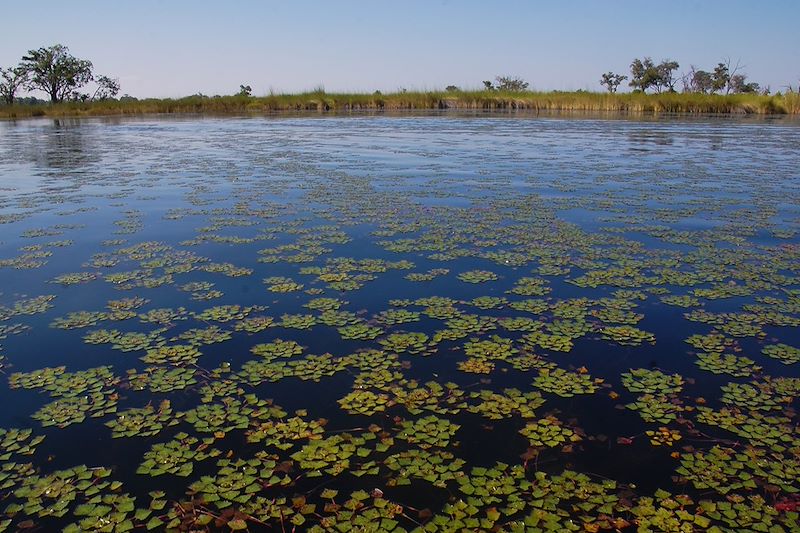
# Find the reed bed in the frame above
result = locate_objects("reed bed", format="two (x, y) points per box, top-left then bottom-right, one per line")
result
(2, 90), (797, 119)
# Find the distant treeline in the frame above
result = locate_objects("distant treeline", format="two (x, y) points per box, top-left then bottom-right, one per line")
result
(1, 90), (799, 119)
(2, 44), (799, 118)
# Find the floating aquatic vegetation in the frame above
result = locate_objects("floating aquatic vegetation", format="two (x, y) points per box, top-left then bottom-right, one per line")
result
(8, 366), (65, 390)
(660, 294), (701, 307)
(32, 392), (117, 427)
(317, 309), (359, 327)
(601, 325), (655, 346)
(457, 270), (498, 284)
(51, 311), (108, 329)
(141, 344), (200, 365)
(251, 338), (303, 360)
(508, 352), (558, 372)
(338, 323), (384, 340)
(470, 296), (507, 310)
(591, 307), (644, 325)
(106, 296), (148, 314)
(509, 299), (550, 315)
(457, 358), (494, 373)
(532, 368), (599, 397)
(395, 415), (460, 449)
(111, 329), (166, 352)
(519, 416), (581, 448)
(7, 464), (115, 520)
(182, 395), (279, 437)
(626, 394), (682, 423)
(508, 276), (550, 296)
(232, 315), (274, 333)
(467, 389), (545, 420)
(265, 276), (304, 293)
(247, 416), (324, 448)
(498, 316), (541, 332)
(696, 406), (800, 452)
(199, 378), (244, 403)
(338, 390), (391, 416)
(464, 335), (517, 361)
(405, 268), (449, 282)
(342, 349), (400, 372)
(391, 380), (467, 415)
(305, 297), (344, 311)
(720, 381), (789, 411)
(279, 313), (317, 330)
(310, 489), (406, 531)
(546, 318), (592, 339)
(621, 368), (684, 395)
(384, 448), (465, 488)
(521, 331), (573, 352)
(51, 272), (99, 285)
(174, 325), (232, 345)
(193, 304), (265, 323)
(695, 352), (761, 377)
(11, 365), (119, 398)
(675, 446), (757, 494)
(445, 314), (497, 334)
(0, 428), (45, 460)
(106, 400), (180, 438)
(645, 426), (681, 446)
(0, 323), (30, 340)
(376, 309), (421, 326)
(127, 367), (197, 392)
(4, 295), (56, 316)
(137, 432), (221, 477)
(685, 332), (733, 353)
(138, 307), (187, 325)
(289, 353), (348, 381)
(236, 359), (289, 386)
(379, 332), (430, 355)
(189, 455), (292, 509)
(290, 434), (359, 477)
(762, 343), (800, 365)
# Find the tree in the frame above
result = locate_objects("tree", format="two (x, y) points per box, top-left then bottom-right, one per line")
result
(0, 66), (28, 105)
(482, 80), (495, 91)
(654, 60), (679, 92)
(445, 85), (459, 92)
(711, 58), (745, 95)
(599, 72), (627, 93)
(91, 75), (120, 100)
(629, 57), (658, 93)
(494, 75), (529, 92)
(20, 44), (93, 103)
(237, 84), (252, 97)
(685, 66), (714, 93)
(712, 63), (730, 94)
(729, 74), (760, 94)
(629, 58), (679, 93)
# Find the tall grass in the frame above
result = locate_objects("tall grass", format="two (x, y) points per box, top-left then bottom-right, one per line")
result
(1, 90), (798, 119)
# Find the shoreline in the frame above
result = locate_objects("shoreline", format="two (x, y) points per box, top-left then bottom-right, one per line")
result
(2, 90), (798, 120)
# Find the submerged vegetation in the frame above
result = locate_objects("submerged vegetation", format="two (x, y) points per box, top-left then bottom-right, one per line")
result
(0, 115), (798, 531)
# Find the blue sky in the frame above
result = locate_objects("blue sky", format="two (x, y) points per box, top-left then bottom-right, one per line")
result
(2, 0), (798, 98)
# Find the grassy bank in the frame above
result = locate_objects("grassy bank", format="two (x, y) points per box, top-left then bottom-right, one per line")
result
(2, 90), (799, 119)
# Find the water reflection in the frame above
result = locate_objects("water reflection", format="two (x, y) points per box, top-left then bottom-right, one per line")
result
(0, 118), (101, 175)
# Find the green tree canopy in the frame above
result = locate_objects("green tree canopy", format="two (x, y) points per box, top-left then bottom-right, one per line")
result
(21, 44), (93, 103)
(0, 66), (28, 105)
(599, 72), (627, 93)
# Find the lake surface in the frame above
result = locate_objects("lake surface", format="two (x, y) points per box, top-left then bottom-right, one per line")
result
(0, 113), (798, 532)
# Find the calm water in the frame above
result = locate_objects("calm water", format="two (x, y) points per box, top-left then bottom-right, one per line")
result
(0, 114), (798, 532)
